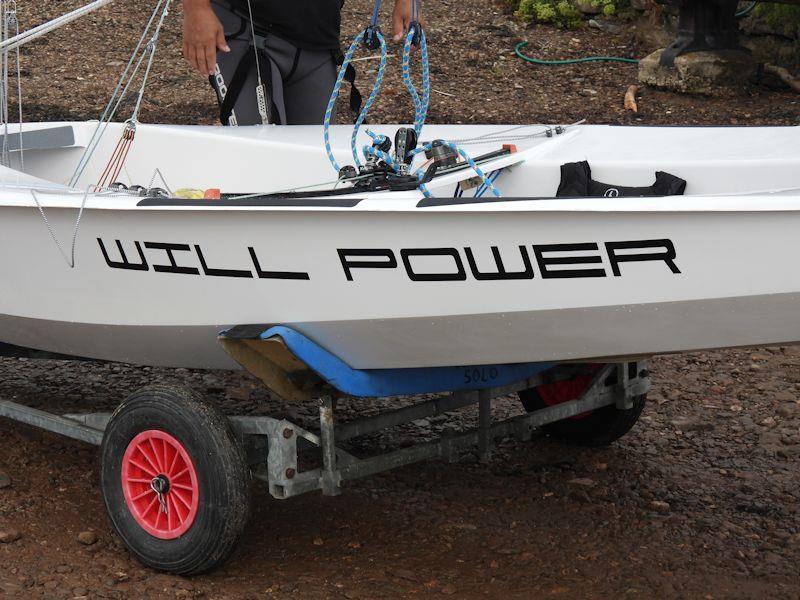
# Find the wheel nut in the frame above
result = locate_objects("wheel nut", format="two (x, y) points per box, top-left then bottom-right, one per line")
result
(282, 427), (294, 439)
(285, 468), (296, 479)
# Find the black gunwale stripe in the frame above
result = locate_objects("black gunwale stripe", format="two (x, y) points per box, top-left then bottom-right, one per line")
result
(137, 197), (363, 208)
(415, 195), (681, 207)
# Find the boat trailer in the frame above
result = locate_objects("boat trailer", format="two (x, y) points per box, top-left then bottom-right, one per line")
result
(0, 326), (650, 572)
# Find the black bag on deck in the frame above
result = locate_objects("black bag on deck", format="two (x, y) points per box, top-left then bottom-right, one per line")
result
(556, 160), (687, 198)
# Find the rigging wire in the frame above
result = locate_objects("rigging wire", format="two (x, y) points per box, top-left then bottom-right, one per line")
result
(68, 0), (170, 187)
(10, 2), (22, 170)
(244, 0), (269, 124)
(29, 187), (91, 269)
(1, 0), (9, 166)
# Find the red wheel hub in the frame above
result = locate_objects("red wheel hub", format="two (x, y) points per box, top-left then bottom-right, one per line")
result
(121, 430), (199, 540)
(537, 364), (603, 419)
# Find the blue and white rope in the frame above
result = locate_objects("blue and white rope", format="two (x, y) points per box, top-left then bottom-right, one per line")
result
(362, 144), (396, 168)
(351, 33), (388, 167)
(475, 169), (502, 198)
(323, 30), (364, 173)
(411, 141), (502, 198)
(323, 26), (389, 173)
(401, 24), (430, 140)
(370, 0), (381, 26)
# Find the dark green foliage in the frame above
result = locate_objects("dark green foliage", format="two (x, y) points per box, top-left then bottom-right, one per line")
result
(510, 0), (620, 28)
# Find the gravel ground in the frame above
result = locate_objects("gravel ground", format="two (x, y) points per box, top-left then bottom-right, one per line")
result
(11, 0), (800, 126)
(1, 349), (799, 599)
(1, 0), (799, 598)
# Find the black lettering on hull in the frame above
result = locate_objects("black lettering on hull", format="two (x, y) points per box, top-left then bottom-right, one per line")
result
(400, 248), (467, 282)
(99, 238), (681, 283)
(144, 242), (200, 275)
(605, 239), (681, 276)
(534, 243), (606, 279)
(338, 249), (397, 281)
(249, 247), (310, 280)
(464, 246), (534, 280)
(195, 245), (253, 278)
(98, 238), (148, 271)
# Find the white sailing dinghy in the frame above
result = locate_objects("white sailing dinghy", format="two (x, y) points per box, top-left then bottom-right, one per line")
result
(2, 0), (800, 577)
(1, 120), (799, 371)
(0, 0), (798, 372)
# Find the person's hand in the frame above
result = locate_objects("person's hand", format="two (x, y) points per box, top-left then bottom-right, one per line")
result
(182, 0), (230, 76)
(392, 0), (425, 43)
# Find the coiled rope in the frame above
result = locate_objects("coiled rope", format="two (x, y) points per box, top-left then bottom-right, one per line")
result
(324, 0), (389, 172)
(324, 0), (502, 199)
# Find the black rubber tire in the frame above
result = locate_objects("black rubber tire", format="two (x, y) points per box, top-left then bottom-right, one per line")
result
(100, 385), (250, 575)
(518, 388), (647, 447)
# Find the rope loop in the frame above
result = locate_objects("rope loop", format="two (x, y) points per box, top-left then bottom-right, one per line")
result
(324, 27), (388, 173)
(350, 31), (388, 167)
(401, 23), (429, 141)
(323, 30), (364, 173)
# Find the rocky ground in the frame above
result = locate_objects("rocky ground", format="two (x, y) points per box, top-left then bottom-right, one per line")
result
(11, 0), (799, 126)
(1, 349), (799, 599)
(1, 0), (799, 598)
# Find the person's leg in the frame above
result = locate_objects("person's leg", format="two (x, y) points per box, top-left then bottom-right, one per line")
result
(209, 1), (261, 125)
(263, 36), (338, 125)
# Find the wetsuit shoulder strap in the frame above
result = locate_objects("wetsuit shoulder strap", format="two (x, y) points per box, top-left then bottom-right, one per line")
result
(215, 50), (255, 125)
(216, 36), (283, 125)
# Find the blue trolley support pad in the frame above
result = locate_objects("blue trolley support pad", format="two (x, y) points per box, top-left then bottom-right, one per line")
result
(220, 325), (554, 398)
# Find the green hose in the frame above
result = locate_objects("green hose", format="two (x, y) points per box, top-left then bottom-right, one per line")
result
(514, 41), (639, 65)
(515, 2), (757, 66)
(736, 1), (757, 18)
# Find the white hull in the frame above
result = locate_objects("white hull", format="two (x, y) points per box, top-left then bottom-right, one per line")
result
(1, 122), (799, 369)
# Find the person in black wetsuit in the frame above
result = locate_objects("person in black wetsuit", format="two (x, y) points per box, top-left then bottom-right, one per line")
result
(181, 0), (422, 125)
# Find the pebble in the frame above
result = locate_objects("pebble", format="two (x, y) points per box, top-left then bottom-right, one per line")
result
(588, 19), (622, 33)
(669, 417), (713, 432)
(649, 500), (671, 513)
(388, 568), (419, 582)
(776, 403), (798, 418)
(440, 584), (457, 595)
(568, 477), (596, 487)
(0, 529), (22, 543)
(77, 531), (98, 545)
(226, 386), (251, 401)
(0, 472), (10, 489)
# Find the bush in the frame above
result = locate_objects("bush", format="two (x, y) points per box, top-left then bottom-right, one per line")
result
(755, 3), (800, 38)
(512, 0), (622, 28)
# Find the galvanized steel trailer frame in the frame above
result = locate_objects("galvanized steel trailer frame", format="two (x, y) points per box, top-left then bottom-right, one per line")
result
(0, 357), (649, 499)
